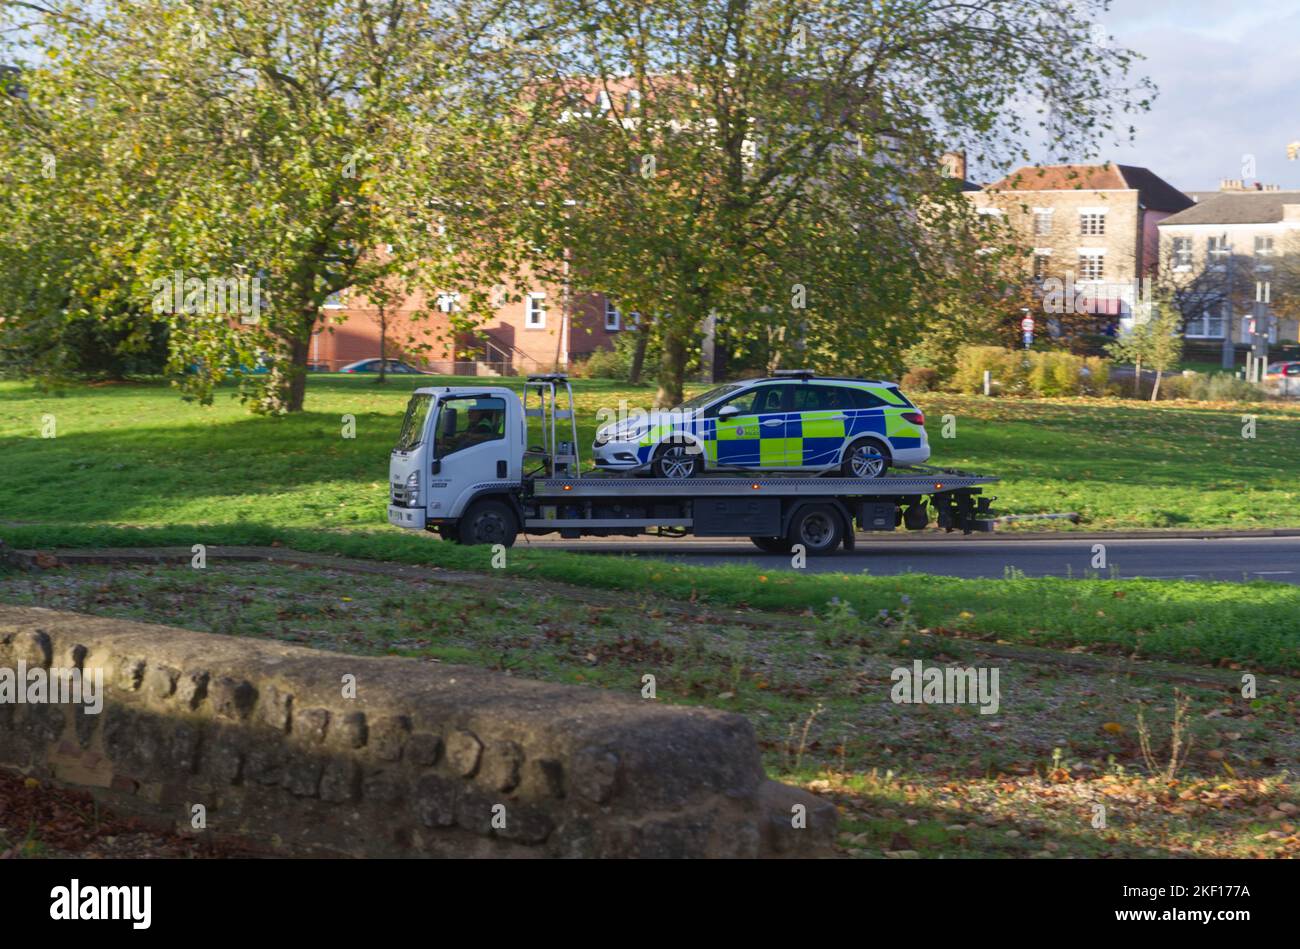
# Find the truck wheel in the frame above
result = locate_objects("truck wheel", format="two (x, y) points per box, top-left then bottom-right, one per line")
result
(750, 536), (793, 554)
(651, 442), (702, 479)
(786, 504), (844, 556)
(841, 438), (890, 478)
(458, 500), (517, 547)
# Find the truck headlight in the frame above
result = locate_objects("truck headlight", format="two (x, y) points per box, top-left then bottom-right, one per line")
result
(405, 470), (420, 505)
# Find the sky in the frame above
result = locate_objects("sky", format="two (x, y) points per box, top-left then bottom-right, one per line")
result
(1013, 0), (1300, 191)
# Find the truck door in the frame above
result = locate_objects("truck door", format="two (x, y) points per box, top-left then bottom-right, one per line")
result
(429, 394), (511, 517)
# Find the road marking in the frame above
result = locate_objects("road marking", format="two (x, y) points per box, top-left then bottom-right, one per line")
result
(1253, 571), (1294, 575)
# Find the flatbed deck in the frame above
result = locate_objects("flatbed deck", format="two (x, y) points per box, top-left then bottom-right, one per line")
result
(528, 467), (997, 499)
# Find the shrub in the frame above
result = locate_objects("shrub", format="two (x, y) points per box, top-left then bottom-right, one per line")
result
(954, 345), (1105, 398)
(572, 346), (629, 380)
(901, 366), (940, 392)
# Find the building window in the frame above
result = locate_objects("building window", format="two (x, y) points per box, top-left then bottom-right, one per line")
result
(604, 297), (620, 331)
(1079, 210), (1106, 236)
(525, 292), (547, 329)
(1171, 237), (1193, 270)
(1032, 209), (1053, 237)
(1186, 306), (1226, 338)
(435, 292), (459, 313)
(1032, 250), (1052, 281)
(626, 89), (641, 112)
(1207, 236), (1229, 268)
(1078, 251), (1105, 281)
(1255, 236), (1275, 256)
(323, 291), (345, 309)
(596, 89), (612, 113)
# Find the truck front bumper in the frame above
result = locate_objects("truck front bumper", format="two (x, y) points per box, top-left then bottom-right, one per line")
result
(387, 504), (424, 529)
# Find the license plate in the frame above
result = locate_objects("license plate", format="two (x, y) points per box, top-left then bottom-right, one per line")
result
(387, 505), (421, 528)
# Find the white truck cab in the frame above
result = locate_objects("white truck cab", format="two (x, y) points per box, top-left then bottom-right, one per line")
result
(388, 385), (525, 534)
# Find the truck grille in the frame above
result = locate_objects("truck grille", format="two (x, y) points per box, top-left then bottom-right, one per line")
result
(391, 481), (410, 504)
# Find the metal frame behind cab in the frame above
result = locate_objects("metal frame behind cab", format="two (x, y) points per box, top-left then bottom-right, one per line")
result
(523, 374), (581, 477)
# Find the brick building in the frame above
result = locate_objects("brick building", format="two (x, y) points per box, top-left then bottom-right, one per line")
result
(967, 163), (1193, 332)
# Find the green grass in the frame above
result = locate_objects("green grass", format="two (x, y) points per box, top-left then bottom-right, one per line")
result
(2, 375), (1298, 533)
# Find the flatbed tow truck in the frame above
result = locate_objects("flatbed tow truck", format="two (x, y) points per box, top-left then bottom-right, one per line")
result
(387, 375), (998, 556)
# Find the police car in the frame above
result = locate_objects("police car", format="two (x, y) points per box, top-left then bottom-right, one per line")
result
(592, 371), (929, 479)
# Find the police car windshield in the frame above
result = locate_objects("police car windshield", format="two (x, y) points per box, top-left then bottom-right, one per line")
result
(675, 384), (742, 411)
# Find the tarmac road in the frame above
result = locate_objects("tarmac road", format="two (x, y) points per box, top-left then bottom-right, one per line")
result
(519, 532), (1300, 583)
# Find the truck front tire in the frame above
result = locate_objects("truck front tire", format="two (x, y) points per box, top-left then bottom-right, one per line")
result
(458, 500), (518, 547)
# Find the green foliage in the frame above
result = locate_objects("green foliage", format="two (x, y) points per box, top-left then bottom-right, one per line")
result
(1159, 373), (1266, 403)
(0, 0), (531, 413)
(514, 0), (1150, 405)
(954, 346), (1110, 397)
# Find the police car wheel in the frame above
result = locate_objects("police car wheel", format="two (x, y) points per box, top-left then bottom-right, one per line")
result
(842, 439), (890, 479)
(651, 442), (702, 479)
(787, 504), (844, 556)
(459, 500), (517, 547)
(750, 536), (793, 554)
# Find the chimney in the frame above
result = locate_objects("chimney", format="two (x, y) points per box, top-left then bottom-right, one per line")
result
(1219, 178), (1244, 192)
(941, 150), (967, 182)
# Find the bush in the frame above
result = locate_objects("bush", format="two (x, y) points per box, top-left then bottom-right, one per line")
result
(572, 345), (629, 380)
(953, 345), (1113, 398)
(901, 366), (940, 392)
(1161, 372), (1266, 403)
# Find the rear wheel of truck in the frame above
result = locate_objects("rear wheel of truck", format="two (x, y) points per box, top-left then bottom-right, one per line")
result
(786, 504), (844, 556)
(458, 500), (517, 547)
(750, 536), (793, 554)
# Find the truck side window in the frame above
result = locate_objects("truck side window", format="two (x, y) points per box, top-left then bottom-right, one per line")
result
(435, 397), (506, 456)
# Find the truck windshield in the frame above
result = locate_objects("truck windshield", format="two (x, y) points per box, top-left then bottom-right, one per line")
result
(395, 393), (433, 451)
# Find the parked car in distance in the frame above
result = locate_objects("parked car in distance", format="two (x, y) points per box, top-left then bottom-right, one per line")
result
(340, 358), (429, 375)
(307, 362), (332, 372)
(1264, 361), (1300, 397)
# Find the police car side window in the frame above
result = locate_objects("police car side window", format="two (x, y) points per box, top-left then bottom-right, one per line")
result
(790, 386), (825, 412)
(713, 385), (783, 417)
(848, 388), (888, 409)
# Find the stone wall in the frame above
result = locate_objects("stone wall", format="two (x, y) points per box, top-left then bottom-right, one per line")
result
(0, 606), (835, 857)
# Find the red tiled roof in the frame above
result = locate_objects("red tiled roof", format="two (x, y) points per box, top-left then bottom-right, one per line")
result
(985, 164), (1193, 212)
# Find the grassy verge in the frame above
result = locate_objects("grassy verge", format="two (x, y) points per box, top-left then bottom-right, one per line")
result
(2, 376), (1299, 531)
(3, 522), (1299, 673)
(3, 560), (1296, 859)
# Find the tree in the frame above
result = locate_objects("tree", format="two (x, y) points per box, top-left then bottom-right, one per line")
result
(509, 0), (1152, 406)
(0, 0), (531, 412)
(1107, 295), (1182, 400)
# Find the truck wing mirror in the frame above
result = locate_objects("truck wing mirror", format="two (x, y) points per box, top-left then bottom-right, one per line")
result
(430, 460), (441, 475)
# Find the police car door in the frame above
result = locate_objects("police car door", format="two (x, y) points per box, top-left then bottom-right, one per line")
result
(787, 384), (844, 468)
(710, 384), (788, 468)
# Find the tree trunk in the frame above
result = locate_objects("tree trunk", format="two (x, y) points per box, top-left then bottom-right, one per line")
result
(629, 324), (649, 385)
(655, 329), (687, 408)
(1150, 369), (1161, 402)
(1133, 355), (1142, 395)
